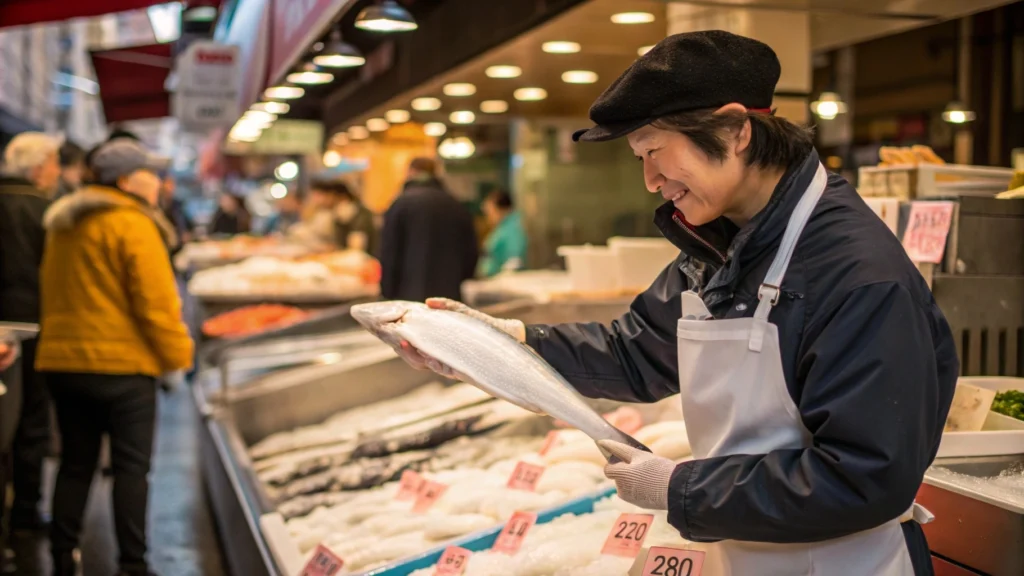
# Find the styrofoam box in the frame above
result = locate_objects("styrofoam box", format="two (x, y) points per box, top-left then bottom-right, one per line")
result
(608, 237), (680, 291)
(861, 197), (900, 236)
(937, 377), (1024, 458)
(556, 245), (620, 292)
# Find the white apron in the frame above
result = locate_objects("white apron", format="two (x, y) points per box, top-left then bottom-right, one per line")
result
(676, 164), (922, 576)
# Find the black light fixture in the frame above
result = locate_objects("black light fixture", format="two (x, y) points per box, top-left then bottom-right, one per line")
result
(354, 0), (418, 32)
(182, 0), (218, 23)
(313, 29), (365, 68)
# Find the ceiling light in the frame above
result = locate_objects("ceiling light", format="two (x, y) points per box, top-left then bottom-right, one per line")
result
(366, 118), (390, 132)
(942, 101), (976, 124)
(438, 136), (475, 160)
(275, 161), (299, 181)
(611, 12), (655, 24)
(443, 83), (476, 97)
(251, 101), (289, 115)
(228, 127), (261, 143)
(480, 100), (509, 114)
(386, 109), (411, 123)
(287, 63), (333, 85)
(270, 183), (288, 198)
(264, 85), (304, 100)
(412, 97), (442, 111)
(332, 133), (350, 145)
(486, 65), (522, 79)
(323, 150), (342, 168)
(562, 70), (598, 84)
(542, 41), (580, 54)
(424, 122), (447, 137)
(354, 0), (418, 32)
(242, 110), (276, 124)
(313, 29), (365, 68)
(810, 91), (848, 120)
(449, 111), (475, 124)
(182, 5), (217, 23)
(348, 126), (370, 139)
(514, 87), (548, 102)
(638, 45), (654, 57)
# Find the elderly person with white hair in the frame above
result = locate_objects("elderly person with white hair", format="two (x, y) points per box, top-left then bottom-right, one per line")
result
(0, 131), (61, 537)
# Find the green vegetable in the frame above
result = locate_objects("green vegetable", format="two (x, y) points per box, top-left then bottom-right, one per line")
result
(991, 390), (1024, 421)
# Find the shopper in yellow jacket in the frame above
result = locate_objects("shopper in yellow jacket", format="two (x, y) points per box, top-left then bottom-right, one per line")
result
(37, 138), (193, 576)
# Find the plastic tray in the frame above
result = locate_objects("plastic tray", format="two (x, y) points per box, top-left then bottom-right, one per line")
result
(360, 486), (618, 576)
(938, 377), (1024, 458)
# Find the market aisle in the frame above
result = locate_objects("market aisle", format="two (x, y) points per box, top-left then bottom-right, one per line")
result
(11, 386), (226, 576)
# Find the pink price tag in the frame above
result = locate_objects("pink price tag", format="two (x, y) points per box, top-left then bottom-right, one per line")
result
(412, 480), (448, 513)
(506, 461), (545, 492)
(433, 546), (472, 575)
(641, 547), (705, 576)
(492, 511), (538, 555)
(396, 470), (425, 501)
(538, 431), (560, 456)
(299, 544), (344, 576)
(902, 201), (955, 264)
(602, 513), (654, 558)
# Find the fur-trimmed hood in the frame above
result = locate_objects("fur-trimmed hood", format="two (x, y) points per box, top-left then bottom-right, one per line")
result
(43, 185), (178, 248)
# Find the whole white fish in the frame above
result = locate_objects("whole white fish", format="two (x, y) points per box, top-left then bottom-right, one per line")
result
(351, 301), (650, 459)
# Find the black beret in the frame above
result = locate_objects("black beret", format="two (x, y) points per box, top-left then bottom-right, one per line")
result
(573, 30), (781, 142)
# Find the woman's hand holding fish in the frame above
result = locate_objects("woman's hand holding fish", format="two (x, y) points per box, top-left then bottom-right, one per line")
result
(598, 439), (675, 511)
(425, 298), (526, 342)
(398, 341), (460, 379)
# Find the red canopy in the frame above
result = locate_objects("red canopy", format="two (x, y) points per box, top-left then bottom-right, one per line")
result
(0, 0), (167, 29)
(90, 43), (173, 123)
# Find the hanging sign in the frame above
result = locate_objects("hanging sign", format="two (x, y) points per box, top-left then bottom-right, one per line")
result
(173, 41), (241, 130)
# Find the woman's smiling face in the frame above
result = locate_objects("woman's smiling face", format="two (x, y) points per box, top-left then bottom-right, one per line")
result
(627, 119), (750, 226)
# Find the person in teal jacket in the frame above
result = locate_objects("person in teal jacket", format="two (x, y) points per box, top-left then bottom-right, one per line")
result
(479, 189), (528, 277)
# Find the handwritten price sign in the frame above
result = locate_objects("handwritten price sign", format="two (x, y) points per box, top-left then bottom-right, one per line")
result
(602, 513), (654, 558)
(299, 544), (344, 576)
(641, 547), (705, 576)
(492, 511), (538, 555)
(396, 470), (425, 501)
(902, 201), (955, 264)
(506, 461), (545, 491)
(434, 546), (472, 575)
(412, 480), (448, 513)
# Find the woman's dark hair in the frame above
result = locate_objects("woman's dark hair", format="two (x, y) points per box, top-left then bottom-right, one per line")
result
(487, 189), (513, 210)
(310, 179), (353, 199)
(651, 108), (814, 170)
(59, 142), (85, 167)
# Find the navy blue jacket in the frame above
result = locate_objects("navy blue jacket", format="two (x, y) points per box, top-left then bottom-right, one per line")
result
(526, 150), (957, 568)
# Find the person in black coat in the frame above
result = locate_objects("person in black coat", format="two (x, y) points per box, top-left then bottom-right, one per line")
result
(380, 158), (478, 301)
(0, 131), (62, 533)
(209, 192), (251, 236)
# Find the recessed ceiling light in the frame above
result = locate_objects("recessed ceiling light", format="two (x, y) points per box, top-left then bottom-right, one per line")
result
(486, 65), (522, 79)
(386, 109), (410, 123)
(638, 45), (655, 57)
(332, 133), (349, 145)
(611, 12), (655, 24)
(264, 86), (304, 100)
(443, 83), (477, 97)
(348, 125), (370, 139)
(251, 101), (290, 115)
(323, 150), (342, 168)
(562, 70), (598, 84)
(438, 136), (475, 160)
(449, 111), (476, 124)
(242, 110), (277, 125)
(424, 122), (447, 137)
(480, 100), (509, 114)
(542, 41), (580, 54)
(514, 87), (548, 101)
(411, 97), (442, 111)
(366, 118), (390, 132)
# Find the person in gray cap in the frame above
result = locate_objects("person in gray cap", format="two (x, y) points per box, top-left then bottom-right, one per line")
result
(37, 137), (193, 576)
(392, 30), (953, 575)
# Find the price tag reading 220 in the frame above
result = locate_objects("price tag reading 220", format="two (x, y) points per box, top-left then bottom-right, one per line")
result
(602, 513), (654, 558)
(641, 546), (705, 576)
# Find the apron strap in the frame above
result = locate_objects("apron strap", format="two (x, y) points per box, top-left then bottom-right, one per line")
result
(750, 164), (830, 352)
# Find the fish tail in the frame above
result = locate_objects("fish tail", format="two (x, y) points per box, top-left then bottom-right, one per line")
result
(597, 429), (652, 464)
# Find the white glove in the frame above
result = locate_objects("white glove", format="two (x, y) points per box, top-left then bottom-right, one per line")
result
(599, 440), (675, 511)
(396, 298), (525, 380)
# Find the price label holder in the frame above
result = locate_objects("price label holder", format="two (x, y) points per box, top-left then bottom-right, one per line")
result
(492, 510), (538, 555)
(433, 546), (472, 575)
(396, 470), (425, 501)
(637, 546), (705, 576)
(506, 461), (545, 491)
(412, 480), (448, 513)
(299, 544), (344, 576)
(538, 430), (560, 456)
(602, 513), (654, 558)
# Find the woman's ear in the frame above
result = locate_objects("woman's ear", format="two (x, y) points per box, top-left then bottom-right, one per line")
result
(714, 103), (753, 157)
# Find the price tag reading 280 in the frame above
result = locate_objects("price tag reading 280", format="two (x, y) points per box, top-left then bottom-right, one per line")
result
(641, 546), (705, 576)
(602, 513), (654, 558)
(492, 511), (538, 555)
